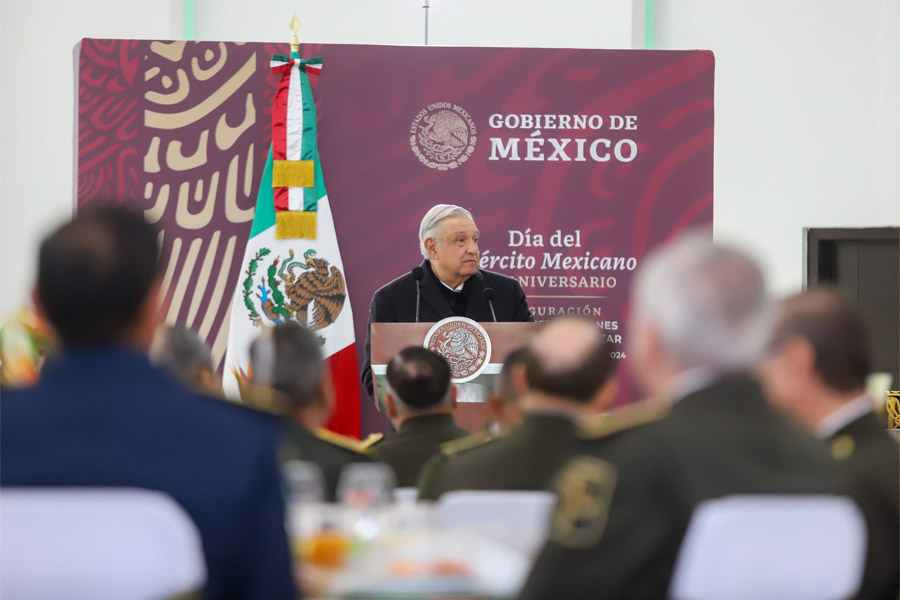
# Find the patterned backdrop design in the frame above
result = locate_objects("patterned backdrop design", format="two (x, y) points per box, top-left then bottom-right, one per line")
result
(76, 40), (714, 433)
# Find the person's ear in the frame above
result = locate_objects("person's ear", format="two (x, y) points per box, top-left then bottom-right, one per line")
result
(645, 322), (664, 365)
(488, 393), (504, 421)
(30, 288), (47, 321)
(593, 379), (619, 413)
(424, 237), (438, 260)
(200, 369), (221, 396)
(29, 288), (59, 349)
(512, 363), (529, 393)
(133, 279), (164, 351)
(385, 393), (399, 421)
(781, 337), (817, 383)
(449, 384), (458, 410)
(628, 317), (664, 396)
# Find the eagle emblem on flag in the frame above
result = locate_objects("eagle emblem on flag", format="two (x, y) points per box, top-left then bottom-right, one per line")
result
(242, 248), (346, 332)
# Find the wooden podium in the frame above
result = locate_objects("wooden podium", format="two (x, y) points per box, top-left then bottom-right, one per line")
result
(370, 322), (540, 432)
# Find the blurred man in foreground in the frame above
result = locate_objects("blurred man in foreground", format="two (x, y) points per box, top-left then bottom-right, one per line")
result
(521, 234), (854, 600)
(369, 347), (469, 486)
(761, 290), (899, 599)
(152, 324), (220, 396)
(418, 317), (616, 500)
(0, 206), (296, 600)
(250, 321), (372, 500)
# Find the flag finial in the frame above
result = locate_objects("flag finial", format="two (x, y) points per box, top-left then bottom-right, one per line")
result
(289, 14), (300, 54)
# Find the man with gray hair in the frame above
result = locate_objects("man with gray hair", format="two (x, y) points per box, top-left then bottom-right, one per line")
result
(521, 233), (855, 600)
(361, 204), (533, 399)
(250, 322), (372, 500)
(368, 347), (469, 486)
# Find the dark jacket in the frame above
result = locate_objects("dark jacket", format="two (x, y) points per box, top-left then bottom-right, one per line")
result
(521, 374), (856, 600)
(370, 414), (470, 487)
(0, 348), (296, 600)
(362, 260), (533, 396)
(829, 411), (900, 600)
(418, 413), (581, 500)
(279, 420), (372, 501)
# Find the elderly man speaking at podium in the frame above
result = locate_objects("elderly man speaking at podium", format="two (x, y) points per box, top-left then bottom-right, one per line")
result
(362, 204), (534, 398)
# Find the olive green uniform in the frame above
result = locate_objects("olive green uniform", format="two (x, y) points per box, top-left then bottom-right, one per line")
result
(417, 413), (581, 500)
(829, 411), (900, 600)
(370, 414), (469, 487)
(279, 421), (372, 502)
(520, 374), (854, 600)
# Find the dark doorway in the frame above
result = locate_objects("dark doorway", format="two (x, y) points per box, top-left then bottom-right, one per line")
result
(807, 227), (900, 391)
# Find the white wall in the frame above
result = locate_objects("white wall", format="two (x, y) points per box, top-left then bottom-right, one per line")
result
(0, 0), (181, 318)
(655, 0), (900, 294)
(1, 0), (897, 318)
(189, 0), (633, 48)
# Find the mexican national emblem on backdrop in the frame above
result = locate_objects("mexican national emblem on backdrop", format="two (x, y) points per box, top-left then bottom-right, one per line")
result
(410, 103), (478, 170)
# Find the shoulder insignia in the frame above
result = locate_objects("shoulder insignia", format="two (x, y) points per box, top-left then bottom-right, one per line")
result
(579, 400), (668, 440)
(440, 430), (496, 456)
(549, 456), (618, 549)
(315, 428), (367, 454)
(831, 434), (855, 461)
(358, 432), (384, 452)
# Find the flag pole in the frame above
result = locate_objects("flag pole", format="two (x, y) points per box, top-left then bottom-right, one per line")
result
(423, 0), (430, 45)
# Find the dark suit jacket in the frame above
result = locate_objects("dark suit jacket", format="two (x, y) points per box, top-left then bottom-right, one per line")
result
(370, 414), (470, 487)
(0, 348), (296, 600)
(418, 413), (581, 500)
(521, 375), (856, 600)
(362, 260), (534, 397)
(279, 420), (372, 501)
(829, 411), (900, 600)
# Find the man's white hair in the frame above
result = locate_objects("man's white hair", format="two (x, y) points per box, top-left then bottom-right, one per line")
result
(633, 232), (773, 371)
(419, 204), (474, 260)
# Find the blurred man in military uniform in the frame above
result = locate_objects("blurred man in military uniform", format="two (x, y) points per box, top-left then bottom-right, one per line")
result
(418, 317), (617, 500)
(249, 322), (372, 501)
(521, 234), (857, 600)
(369, 347), (469, 486)
(761, 290), (899, 599)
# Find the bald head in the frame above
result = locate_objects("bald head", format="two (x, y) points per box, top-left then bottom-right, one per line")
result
(525, 317), (613, 403)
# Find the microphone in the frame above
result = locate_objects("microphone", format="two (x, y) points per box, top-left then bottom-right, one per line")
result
(412, 266), (425, 323)
(483, 287), (498, 322)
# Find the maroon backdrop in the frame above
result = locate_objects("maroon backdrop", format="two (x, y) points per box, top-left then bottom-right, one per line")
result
(76, 39), (714, 434)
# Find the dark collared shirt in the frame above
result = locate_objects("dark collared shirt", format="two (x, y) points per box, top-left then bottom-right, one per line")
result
(429, 263), (469, 317)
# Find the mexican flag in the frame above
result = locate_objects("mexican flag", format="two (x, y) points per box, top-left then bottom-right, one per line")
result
(222, 52), (360, 438)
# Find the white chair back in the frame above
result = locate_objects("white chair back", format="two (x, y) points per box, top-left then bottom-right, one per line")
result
(1, 488), (206, 600)
(669, 494), (867, 600)
(435, 490), (556, 555)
